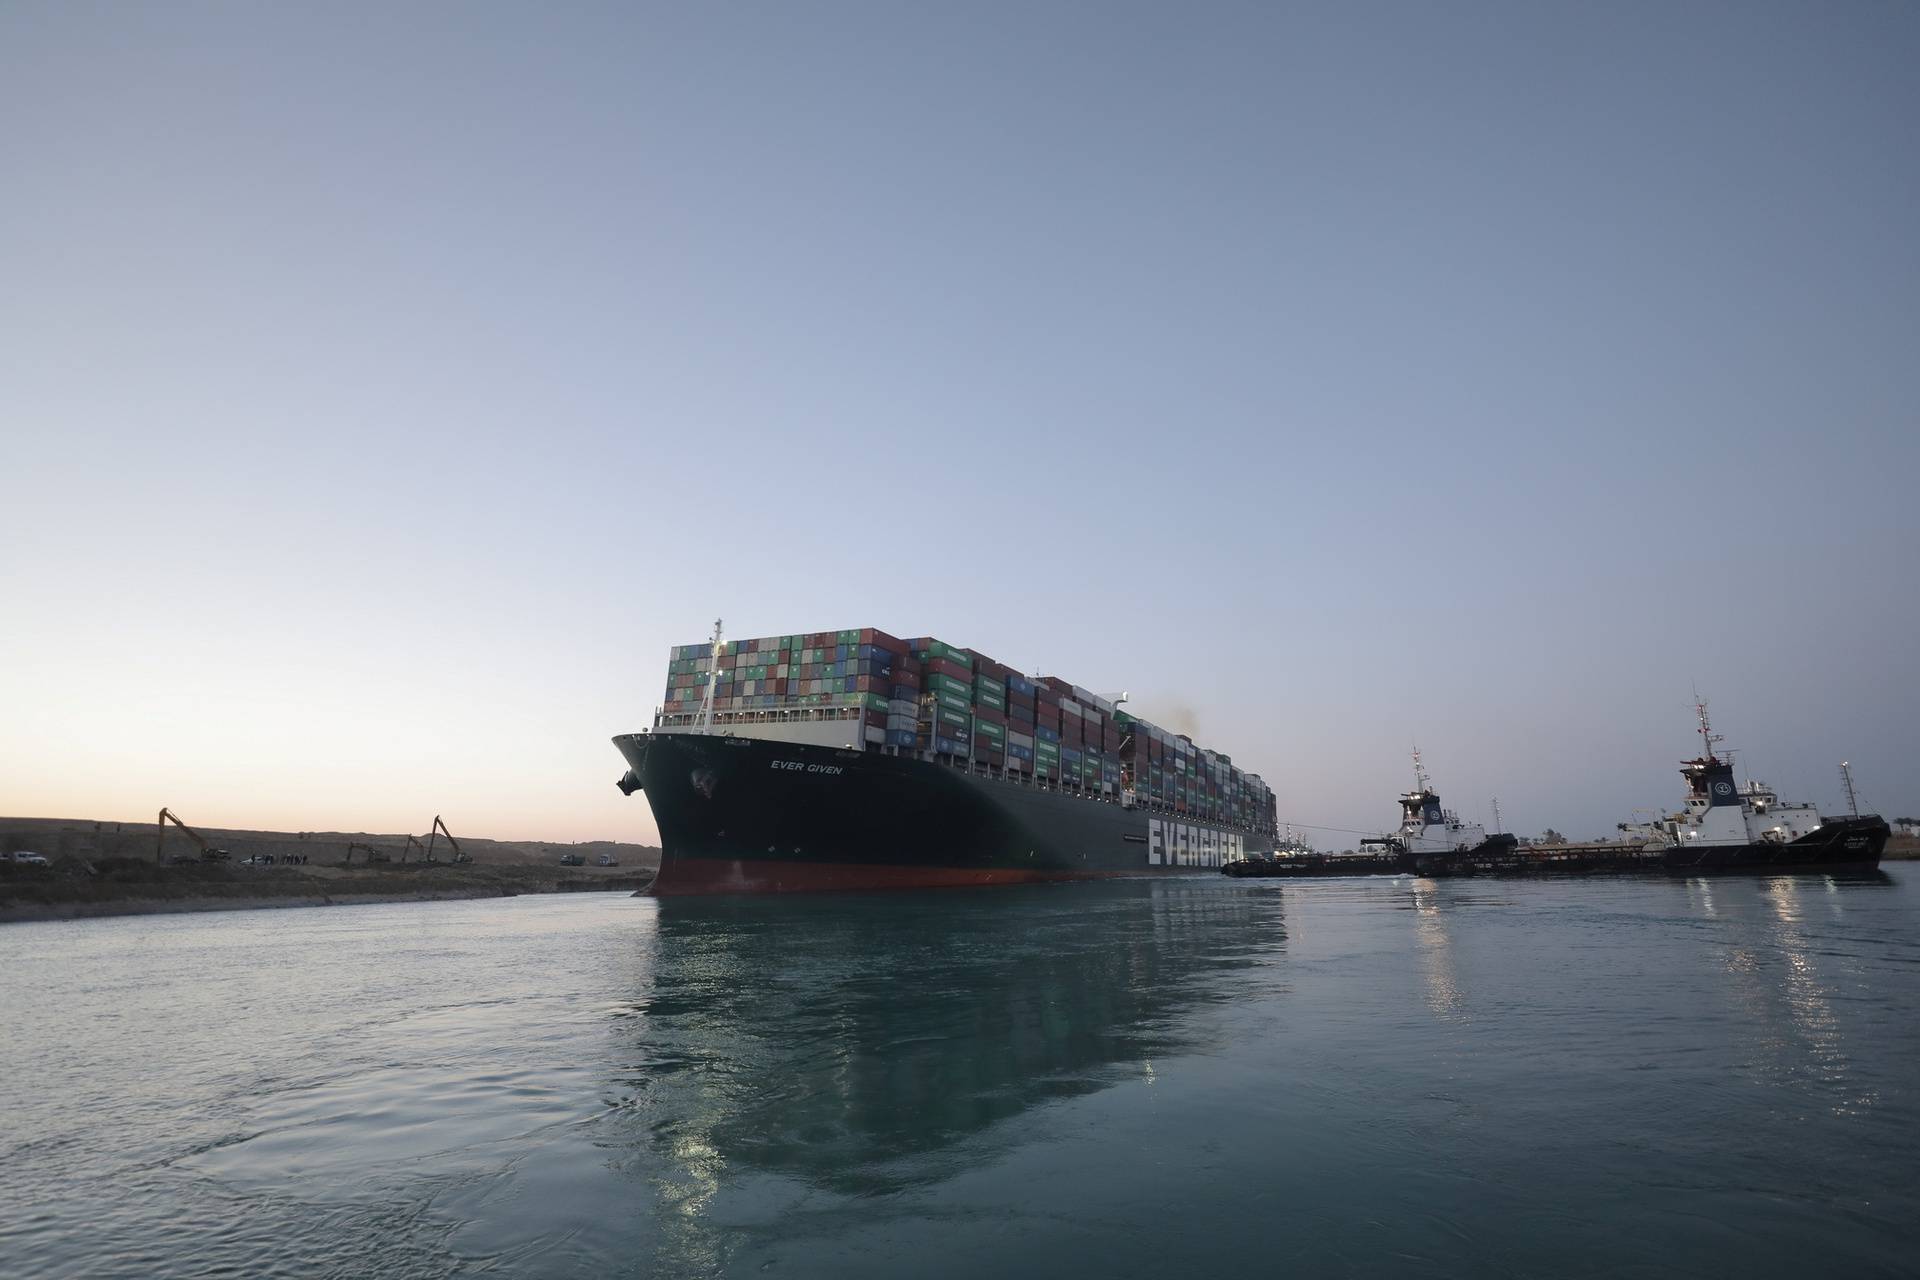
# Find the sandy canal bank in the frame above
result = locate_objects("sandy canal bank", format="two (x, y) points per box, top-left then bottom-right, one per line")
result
(1, 815), (660, 924)
(0, 863), (658, 924)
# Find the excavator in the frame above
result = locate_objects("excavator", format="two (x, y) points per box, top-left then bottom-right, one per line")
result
(344, 841), (391, 865)
(424, 815), (471, 865)
(157, 808), (230, 865)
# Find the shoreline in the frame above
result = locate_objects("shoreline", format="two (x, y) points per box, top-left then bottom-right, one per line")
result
(0, 880), (652, 925)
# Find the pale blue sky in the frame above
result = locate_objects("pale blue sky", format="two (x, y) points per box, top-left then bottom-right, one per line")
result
(3, 2), (1915, 843)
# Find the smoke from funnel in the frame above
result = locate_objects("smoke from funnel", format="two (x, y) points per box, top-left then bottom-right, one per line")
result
(1136, 702), (1201, 738)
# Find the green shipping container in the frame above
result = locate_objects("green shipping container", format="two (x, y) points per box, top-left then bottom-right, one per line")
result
(972, 676), (1006, 698)
(975, 719), (1005, 740)
(973, 689), (1007, 711)
(919, 640), (971, 667)
(927, 672), (971, 696)
(929, 688), (970, 713)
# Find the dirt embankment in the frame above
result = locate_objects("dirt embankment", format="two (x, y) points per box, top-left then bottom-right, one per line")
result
(0, 816), (661, 923)
(1, 815), (655, 868)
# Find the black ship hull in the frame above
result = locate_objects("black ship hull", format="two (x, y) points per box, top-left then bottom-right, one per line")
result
(614, 731), (1274, 895)
(1222, 834), (1518, 879)
(1411, 817), (1889, 877)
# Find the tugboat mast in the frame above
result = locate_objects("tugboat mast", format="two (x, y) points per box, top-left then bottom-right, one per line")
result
(1694, 698), (1724, 762)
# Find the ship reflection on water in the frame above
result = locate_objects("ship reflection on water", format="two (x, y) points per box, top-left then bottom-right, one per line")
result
(598, 879), (1286, 1198)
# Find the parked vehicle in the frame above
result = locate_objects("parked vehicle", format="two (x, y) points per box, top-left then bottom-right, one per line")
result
(4, 850), (51, 867)
(596, 854), (619, 867)
(559, 853), (585, 866)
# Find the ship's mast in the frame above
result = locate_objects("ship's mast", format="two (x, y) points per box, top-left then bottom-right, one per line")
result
(1412, 747), (1430, 794)
(1840, 761), (1859, 818)
(1491, 796), (1503, 835)
(696, 617), (724, 734)
(1694, 698), (1723, 762)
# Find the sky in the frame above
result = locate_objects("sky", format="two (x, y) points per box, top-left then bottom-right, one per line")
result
(2, 2), (1916, 847)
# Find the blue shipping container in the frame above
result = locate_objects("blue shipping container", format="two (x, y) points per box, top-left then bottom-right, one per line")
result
(1036, 725), (1061, 744)
(886, 729), (917, 747)
(935, 736), (969, 755)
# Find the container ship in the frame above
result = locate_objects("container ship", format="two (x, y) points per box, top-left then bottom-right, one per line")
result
(613, 623), (1279, 895)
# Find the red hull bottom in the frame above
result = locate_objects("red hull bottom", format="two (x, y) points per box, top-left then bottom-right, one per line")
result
(650, 857), (1144, 896)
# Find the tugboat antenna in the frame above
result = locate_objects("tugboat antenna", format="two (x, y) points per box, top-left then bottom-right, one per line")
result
(1840, 761), (1860, 818)
(697, 617), (724, 734)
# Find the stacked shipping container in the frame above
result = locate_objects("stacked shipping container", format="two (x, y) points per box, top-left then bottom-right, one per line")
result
(656, 627), (1276, 833)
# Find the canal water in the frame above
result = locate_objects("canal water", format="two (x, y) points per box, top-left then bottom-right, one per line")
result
(2, 873), (1917, 1278)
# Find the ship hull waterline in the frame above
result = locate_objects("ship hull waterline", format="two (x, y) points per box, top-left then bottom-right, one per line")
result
(616, 730), (1274, 896)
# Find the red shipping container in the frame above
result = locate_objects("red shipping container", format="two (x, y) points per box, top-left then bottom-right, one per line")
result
(923, 657), (972, 682)
(973, 705), (1007, 726)
(864, 709), (887, 729)
(1040, 676), (1075, 697)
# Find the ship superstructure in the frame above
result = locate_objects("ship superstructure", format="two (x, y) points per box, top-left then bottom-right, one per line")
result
(1357, 750), (1514, 862)
(1629, 703), (1829, 848)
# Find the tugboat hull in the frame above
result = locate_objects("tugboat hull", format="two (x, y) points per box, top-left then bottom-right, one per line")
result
(1224, 834), (1520, 879)
(1412, 817), (1888, 878)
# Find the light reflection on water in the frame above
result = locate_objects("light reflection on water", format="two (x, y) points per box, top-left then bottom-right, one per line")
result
(2, 874), (1918, 1278)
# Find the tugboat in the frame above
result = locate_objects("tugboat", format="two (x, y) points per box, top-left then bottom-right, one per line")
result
(1223, 752), (1513, 878)
(1414, 702), (1889, 877)
(1358, 750), (1518, 865)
